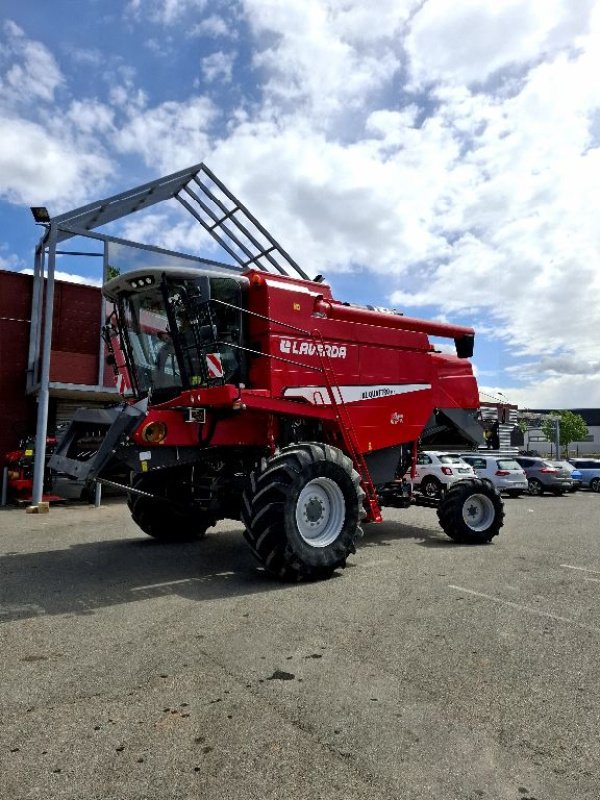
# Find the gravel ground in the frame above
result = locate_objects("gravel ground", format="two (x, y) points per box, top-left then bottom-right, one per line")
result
(1, 491), (599, 800)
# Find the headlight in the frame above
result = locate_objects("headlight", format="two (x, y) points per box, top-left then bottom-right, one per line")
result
(140, 421), (167, 443)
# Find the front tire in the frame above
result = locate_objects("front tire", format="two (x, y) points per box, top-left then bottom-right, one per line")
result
(437, 479), (504, 544)
(242, 443), (365, 581)
(127, 469), (216, 541)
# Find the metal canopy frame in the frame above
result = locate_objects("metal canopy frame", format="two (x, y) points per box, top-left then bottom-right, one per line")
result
(29, 162), (309, 506)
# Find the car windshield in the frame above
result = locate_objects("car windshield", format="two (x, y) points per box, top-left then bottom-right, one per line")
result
(438, 455), (467, 464)
(497, 460), (521, 470)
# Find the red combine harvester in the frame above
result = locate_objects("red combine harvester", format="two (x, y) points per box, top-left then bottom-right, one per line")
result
(50, 165), (503, 580)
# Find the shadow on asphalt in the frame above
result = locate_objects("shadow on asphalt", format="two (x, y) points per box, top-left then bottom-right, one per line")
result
(0, 528), (290, 624)
(359, 519), (480, 549)
(0, 509), (497, 624)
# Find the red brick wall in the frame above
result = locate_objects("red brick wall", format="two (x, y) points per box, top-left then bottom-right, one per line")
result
(0, 272), (35, 459)
(0, 270), (103, 463)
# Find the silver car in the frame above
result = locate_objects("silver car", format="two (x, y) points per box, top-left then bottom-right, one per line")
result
(514, 457), (573, 496)
(548, 461), (583, 492)
(460, 454), (528, 497)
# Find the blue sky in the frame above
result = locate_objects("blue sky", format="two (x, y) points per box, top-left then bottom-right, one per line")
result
(1, 0), (599, 408)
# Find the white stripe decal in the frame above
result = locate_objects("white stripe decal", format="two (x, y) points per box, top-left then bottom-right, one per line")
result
(206, 352), (224, 378)
(282, 383), (431, 405)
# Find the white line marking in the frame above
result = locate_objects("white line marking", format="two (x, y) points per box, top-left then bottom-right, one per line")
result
(560, 564), (600, 575)
(132, 572), (237, 591)
(132, 578), (200, 591)
(448, 585), (600, 633)
(584, 577), (600, 584)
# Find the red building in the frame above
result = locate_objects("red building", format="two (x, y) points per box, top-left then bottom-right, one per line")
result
(0, 269), (116, 464)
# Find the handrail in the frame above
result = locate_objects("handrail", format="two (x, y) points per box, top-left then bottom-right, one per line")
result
(310, 329), (382, 523)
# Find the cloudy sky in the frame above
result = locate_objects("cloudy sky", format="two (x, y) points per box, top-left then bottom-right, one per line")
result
(1, 0), (599, 409)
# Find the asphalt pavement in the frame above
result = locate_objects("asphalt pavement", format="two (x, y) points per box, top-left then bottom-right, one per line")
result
(1, 491), (599, 800)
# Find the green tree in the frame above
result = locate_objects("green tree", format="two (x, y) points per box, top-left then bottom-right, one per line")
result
(541, 411), (589, 456)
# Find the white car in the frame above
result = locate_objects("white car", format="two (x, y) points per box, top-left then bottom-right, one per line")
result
(459, 454), (528, 497)
(411, 451), (476, 498)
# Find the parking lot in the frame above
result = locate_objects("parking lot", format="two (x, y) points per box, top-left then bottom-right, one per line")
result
(1, 491), (599, 800)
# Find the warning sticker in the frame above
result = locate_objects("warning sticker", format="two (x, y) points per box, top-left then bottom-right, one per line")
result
(206, 352), (224, 379)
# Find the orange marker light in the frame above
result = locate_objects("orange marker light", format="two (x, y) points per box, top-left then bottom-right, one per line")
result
(140, 421), (168, 443)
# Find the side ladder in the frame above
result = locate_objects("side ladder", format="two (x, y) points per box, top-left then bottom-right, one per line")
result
(312, 331), (382, 523)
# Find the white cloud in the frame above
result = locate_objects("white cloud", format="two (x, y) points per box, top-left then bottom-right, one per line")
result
(66, 100), (115, 135)
(19, 268), (101, 287)
(482, 375), (600, 410)
(113, 96), (217, 173)
(0, 116), (112, 206)
(243, 0), (409, 122)
(0, 25), (114, 208)
(0, 248), (21, 271)
(406, 0), (596, 87)
(190, 14), (236, 39)
(116, 209), (213, 257)
(0, 20), (64, 105)
(126, 0), (207, 25)
(201, 51), (235, 83)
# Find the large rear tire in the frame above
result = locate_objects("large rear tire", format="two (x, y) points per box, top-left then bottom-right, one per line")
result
(242, 443), (365, 581)
(437, 479), (504, 544)
(127, 469), (216, 541)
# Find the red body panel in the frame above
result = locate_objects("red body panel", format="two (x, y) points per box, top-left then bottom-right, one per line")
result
(242, 270), (478, 452)
(133, 269), (480, 461)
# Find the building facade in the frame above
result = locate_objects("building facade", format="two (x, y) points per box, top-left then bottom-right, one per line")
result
(521, 409), (600, 458)
(0, 270), (118, 464)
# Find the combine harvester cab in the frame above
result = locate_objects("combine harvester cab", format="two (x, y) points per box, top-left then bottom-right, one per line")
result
(50, 164), (503, 580)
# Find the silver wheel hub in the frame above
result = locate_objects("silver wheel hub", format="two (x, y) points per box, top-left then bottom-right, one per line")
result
(462, 493), (495, 532)
(296, 477), (345, 547)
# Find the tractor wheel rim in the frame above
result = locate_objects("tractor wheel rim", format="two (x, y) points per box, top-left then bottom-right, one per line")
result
(296, 477), (345, 547)
(461, 493), (495, 532)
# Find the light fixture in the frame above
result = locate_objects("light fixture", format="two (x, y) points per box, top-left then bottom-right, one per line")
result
(30, 207), (50, 223)
(140, 420), (167, 443)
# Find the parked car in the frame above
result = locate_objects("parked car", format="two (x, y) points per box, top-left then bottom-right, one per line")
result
(567, 459), (600, 492)
(459, 454), (528, 496)
(412, 452), (476, 498)
(548, 461), (582, 492)
(514, 456), (572, 495)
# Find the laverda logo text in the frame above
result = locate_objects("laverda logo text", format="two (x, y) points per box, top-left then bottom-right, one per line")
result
(280, 339), (347, 359)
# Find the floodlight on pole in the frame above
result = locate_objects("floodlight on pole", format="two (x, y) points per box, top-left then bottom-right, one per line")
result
(30, 207), (51, 224)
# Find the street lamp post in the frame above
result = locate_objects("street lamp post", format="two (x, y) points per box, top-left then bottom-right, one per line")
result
(547, 415), (561, 459)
